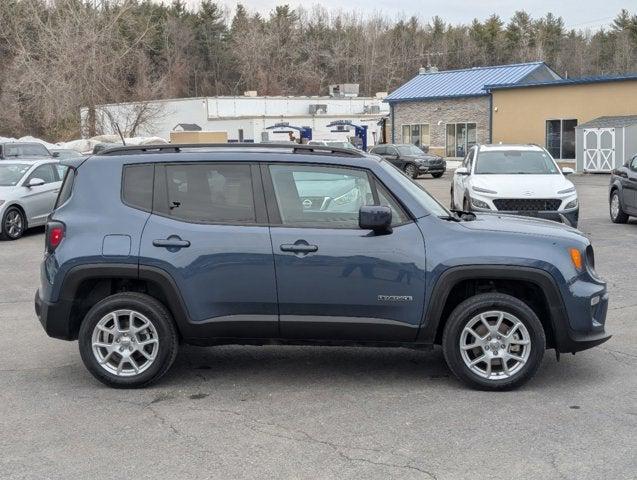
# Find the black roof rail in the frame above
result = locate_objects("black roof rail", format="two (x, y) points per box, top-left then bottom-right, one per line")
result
(97, 143), (367, 158)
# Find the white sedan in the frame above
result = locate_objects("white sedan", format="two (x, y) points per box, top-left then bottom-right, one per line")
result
(450, 144), (579, 227)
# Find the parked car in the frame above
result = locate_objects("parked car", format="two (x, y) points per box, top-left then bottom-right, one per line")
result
(609, 153), (637, 223)
(307, 139), (359, 150)
(35, 144), (609, 390)
(451, 144), (579, 227)
(50, 148), (84, 160)
(0, 160), (67, 240)
(369, 143), (446, 178)
(0, 142), (53, 160)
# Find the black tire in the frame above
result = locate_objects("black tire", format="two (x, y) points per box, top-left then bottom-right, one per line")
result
(610, 190), (629, 224)
(442, 293), (546, 391)
(78, 292), (179, 388)
(404, 163), (418, 179)
(432, 172), (444, 178)
(0, 206), (26, 240)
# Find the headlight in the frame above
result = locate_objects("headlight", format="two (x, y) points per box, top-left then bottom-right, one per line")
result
(332, 187), (359, 206)
(470, 197), (491, 209)
(558, 186), (576, 194)
(472, 186), (497, 194)
(565, 198), (578, 209)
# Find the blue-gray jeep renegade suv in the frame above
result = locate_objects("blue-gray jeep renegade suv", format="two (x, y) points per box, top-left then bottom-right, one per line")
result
(34, 144), (610, 390)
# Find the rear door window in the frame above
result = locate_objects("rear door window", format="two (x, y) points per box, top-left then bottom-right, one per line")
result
(161, 163), (256, 224)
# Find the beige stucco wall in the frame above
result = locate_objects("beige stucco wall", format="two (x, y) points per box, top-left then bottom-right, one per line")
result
(491, 81), (637, 145)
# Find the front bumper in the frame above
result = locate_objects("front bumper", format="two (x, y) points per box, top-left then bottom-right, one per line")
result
(418, 164), (446, 174)
(553, 274), (611, 353)
(35, 289), (75, 340)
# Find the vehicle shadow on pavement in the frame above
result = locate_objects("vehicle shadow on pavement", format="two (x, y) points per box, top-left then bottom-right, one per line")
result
(153, 344), (603, 391)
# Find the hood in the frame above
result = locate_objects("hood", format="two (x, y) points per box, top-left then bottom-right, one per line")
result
(0, 185), (21, 199)
(460, 212), (586, 242)
(471, 174), (573, 198)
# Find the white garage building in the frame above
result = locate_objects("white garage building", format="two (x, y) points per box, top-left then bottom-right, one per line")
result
(83, 88), (389, 146)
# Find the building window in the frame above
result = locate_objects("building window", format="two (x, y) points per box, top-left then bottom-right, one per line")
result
(546, 119), (577, 160)
(401, 124), (430, 148)
(446, 123), (476, 157)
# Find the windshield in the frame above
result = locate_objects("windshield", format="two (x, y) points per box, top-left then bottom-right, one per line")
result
(0, 164), (31, 186)
(475, 150), (559, 174)
(397, 145), (425, 156)
(379, 160), (449, 217)
(53, 149), (82, 159)
(3, 143), (50, 158)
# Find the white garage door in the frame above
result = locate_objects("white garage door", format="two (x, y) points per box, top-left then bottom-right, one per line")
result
(584, 128), (615, 172)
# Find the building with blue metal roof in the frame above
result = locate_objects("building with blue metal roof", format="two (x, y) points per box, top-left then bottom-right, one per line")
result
(385, 62), (560, 158)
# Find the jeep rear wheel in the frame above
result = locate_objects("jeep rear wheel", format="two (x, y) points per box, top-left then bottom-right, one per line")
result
(78, 292), (179, 388)
(442, 293), (545, 390)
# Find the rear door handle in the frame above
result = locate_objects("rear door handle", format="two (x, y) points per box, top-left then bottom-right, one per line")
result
(153, 237), (191, 249)
(280, 240), (318, 255)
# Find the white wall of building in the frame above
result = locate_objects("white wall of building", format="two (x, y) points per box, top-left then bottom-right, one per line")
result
(83, 96), (389, 146)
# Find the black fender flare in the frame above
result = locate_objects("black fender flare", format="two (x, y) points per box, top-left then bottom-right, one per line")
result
(416, 265), (570, 349)
(56, 263), (190, 338)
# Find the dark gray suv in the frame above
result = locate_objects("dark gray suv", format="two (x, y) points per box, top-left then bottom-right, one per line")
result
(35, 144), (609, 390)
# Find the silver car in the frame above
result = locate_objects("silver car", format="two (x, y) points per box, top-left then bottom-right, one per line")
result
(0, 160), (67, 240)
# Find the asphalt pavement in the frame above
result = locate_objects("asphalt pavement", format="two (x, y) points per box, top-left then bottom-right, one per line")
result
(0, 173), (635, 479)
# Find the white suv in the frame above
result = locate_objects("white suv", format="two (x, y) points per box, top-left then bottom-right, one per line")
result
(450, 144), (579, 227)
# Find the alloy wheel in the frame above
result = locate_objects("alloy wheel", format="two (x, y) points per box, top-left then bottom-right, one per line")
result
(459, 310), (531, 380)
(4, 210), (24, 238)
(611, 194), (620, 220)
(405, 164), (417, 178)
(91, 309), (159, 377)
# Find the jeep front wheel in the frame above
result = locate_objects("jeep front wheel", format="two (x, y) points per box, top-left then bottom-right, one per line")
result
(78, 292), (179, 388)
(442, 293), (545, 390)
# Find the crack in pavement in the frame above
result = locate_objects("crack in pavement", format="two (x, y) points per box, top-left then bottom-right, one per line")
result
(205, 408), (438, 479)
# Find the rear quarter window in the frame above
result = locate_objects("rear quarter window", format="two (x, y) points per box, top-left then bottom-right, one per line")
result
(122, 164), (154, 212)
(55, 168), (75, 208)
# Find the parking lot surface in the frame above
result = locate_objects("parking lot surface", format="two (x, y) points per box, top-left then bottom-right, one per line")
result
(1, 173), (635, 479)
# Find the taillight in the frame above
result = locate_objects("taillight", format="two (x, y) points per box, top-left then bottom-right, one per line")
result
(46, 221), (65, 253)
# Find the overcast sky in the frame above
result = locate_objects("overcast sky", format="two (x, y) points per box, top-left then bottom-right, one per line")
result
(190, 0), (632, 30)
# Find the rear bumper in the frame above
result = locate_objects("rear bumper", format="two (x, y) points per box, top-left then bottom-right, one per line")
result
(35, 289), (75, 340)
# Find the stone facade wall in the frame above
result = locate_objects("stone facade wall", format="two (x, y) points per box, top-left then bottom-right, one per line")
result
(391, 96), (490, 157)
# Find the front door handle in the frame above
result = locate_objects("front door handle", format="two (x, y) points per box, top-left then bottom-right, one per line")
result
(280, 240), (318, 255)
(153, 236), (191, 249)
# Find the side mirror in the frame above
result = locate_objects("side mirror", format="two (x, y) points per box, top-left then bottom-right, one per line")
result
(359, 205), (392, 234)
(456, 166), (469, 175)
(562, 167), (574, 175)
(52, 151), (60, 158)
(27, 178), (45, 187)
